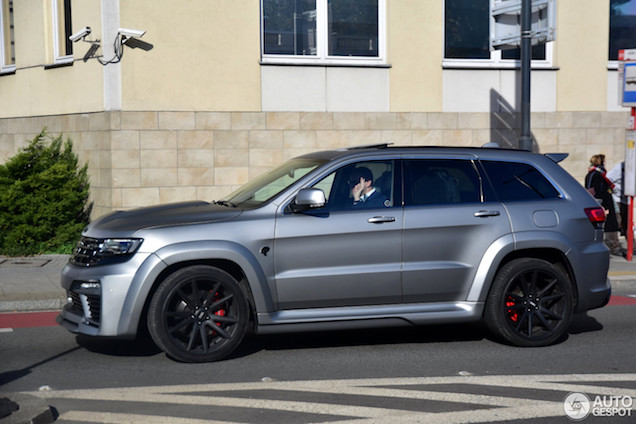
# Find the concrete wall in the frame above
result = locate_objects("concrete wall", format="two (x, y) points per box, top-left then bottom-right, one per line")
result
(0, 0), (104, 117)
(0, 110), (629, 219)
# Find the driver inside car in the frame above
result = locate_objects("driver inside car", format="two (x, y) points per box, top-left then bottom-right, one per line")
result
(349, 167), (388, 208)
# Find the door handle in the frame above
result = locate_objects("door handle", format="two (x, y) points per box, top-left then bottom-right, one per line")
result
(368, 216), (396, 224)
(474, 210), (501, 218)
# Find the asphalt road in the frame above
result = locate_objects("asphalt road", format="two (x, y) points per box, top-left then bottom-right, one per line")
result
(1, 294), (635, 423)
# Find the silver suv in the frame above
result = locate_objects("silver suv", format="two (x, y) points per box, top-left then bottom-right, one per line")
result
(57, 145), (611, 362)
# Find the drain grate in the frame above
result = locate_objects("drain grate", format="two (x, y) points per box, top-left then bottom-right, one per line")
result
(0, 259), (52, 268)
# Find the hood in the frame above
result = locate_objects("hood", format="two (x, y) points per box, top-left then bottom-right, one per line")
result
(85, 201), (243, 236)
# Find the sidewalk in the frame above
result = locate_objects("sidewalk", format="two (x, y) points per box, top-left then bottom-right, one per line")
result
(0, 255), (68, 313)
(1, 251), (636, 313)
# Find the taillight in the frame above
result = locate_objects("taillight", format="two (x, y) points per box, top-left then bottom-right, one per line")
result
(584, 207), (606, 229)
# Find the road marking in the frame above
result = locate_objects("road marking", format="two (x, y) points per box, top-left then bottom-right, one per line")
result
(60, 411), (234, 424)
(608, 295), (636, 305)
(0, 328), (12, 333)
(0, 311), (58, 329)
(32, 374), (636, 424)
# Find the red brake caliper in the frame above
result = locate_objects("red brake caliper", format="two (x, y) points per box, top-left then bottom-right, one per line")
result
(212, 291), (226, 328)
(506, 296), (518, 322)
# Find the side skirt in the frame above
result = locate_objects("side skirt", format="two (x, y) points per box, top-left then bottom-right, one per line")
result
(255, 301), (484, 334)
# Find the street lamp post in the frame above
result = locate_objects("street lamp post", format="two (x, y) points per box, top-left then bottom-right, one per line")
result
(519, 0), (533, 151)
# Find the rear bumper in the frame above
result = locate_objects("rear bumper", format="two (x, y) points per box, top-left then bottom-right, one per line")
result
(577, 277), (611, 312)
(570, 241), (611, 313)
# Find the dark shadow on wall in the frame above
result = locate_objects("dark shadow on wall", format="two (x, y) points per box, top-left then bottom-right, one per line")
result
(489, 88), (538, 152)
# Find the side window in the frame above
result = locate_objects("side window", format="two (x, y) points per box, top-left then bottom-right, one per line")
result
(404, 159), (481, 206)
(312, 160), (394, 210)
(444, 0), (550, 67)
(0, 0), (15, 74)
(481, 161), (561, 201)
(50, 0), (73, 65)
(261, 0), (385, 65)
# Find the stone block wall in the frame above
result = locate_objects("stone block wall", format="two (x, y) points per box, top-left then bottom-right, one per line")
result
(0, 110), (630, 219)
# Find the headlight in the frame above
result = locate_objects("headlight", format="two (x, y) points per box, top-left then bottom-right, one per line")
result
(98, 238), (143, 256)
(71, 237), (144, 266)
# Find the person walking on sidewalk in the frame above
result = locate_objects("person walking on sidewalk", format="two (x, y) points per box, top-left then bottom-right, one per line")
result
(607, 161), (628, 237)
(585, 154), (622, 256)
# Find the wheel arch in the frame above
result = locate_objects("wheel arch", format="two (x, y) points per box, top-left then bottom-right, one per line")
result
(490, 248), (578, 307)
(468, 233), (579, 309)
(131, 241), (275, 336)
(138, 258), (259, 335)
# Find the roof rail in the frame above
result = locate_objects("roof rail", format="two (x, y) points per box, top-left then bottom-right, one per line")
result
(346, 143), (393, 150)
(545, 153), (569, 163)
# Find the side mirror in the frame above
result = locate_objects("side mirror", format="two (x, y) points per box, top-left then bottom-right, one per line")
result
(291, 188), (326, 212)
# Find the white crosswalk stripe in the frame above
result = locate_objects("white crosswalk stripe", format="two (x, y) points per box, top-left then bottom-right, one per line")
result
(29, 373), (636, 423)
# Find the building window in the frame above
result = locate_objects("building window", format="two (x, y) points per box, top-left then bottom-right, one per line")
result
(444, 0), (551, 68)
(51, 0), (73, 65)
(261, 0), (385, 65)
(610, 0), (636, 61)
(0, 0), (15, 74)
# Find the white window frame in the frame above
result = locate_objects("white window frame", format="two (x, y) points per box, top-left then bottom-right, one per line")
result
(51, 0), (73, 65)
(261, 0), (386, 66)
(0, 0), (15, 74)
(443, 43), (554, 69)
(442, 0), (554, 69)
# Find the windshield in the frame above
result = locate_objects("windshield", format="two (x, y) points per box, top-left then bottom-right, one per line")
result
(220, 158), (326, 208)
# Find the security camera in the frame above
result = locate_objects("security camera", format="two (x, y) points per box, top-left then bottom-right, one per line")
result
(118, 28), (146, 38)
(69, 26), (91, 42)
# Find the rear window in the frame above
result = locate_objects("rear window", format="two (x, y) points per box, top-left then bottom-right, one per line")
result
(481, 161), (561, 201)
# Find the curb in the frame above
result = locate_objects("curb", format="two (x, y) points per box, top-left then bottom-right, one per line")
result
(0, 393), (56, 424)
(0, 299), (66, 314)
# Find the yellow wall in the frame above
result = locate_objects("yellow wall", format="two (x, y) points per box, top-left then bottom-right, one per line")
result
(389, 0), (443, 112)
(556, 0), (610, 111)
(119, 1), (261, 111)
(0, 0), (103, 117)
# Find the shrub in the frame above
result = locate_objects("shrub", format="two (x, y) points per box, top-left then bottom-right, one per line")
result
(0, 130), (92, 256)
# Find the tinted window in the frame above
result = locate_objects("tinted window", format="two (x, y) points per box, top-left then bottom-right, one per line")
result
(404, 159), (481, 206)
(610, 0), (636, 60)
(262, 0), (317, 56)
(328, 0), (379, 57)
(444, 0), (546, 60)
(481, 161), (560, 201)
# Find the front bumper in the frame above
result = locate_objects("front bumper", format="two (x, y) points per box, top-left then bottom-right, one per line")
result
(56, 252), (164, 338)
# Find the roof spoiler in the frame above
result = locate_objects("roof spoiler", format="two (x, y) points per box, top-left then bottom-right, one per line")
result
(545, 153), (569, 163)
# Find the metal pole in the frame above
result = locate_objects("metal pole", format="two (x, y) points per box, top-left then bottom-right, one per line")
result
(629, 107), (636, 261)
(519, 0), (533, 151)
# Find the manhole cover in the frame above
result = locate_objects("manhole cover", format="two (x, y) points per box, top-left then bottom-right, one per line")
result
(0, 259), (51, 268)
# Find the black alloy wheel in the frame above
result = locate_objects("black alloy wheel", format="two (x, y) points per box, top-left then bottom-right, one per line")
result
(485, 258), (574, 347)
(148, 265), (249, 362)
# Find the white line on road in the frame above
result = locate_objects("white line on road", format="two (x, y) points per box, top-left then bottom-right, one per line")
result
(31, 373), (636, 424)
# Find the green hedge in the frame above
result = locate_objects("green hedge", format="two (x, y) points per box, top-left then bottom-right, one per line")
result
(0, 130), (92, 256)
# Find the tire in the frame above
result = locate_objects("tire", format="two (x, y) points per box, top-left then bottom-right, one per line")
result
(484, 258), (573, 347)
(147, 265), (249, 362)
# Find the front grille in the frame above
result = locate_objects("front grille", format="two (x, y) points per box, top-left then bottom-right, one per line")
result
(71, 237), (102, 266)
